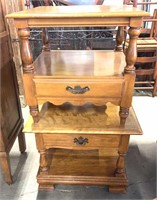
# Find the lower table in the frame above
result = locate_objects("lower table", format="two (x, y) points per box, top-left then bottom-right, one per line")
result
(24, 102), (142, 193)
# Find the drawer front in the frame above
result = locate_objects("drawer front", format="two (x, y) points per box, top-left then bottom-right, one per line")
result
(42, 134), (120, 150)
(34, 79), (124, 98)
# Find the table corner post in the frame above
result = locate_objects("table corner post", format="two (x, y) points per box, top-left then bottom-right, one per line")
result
(18, 28), (39, 123)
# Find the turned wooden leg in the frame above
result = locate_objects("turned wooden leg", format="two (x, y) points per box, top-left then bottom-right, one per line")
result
(115, 135), (130, 177)
(42, 28), (50, 51)
(18, 131), (26, 153)
(0, 152), (13, 184)
(115, 152), (126, 176)
(35, 134), (49, 175)
(125, 27), (140, 73)
(119, 107), (129, 127)
(18, 28), (34, 74)
(18, 28), (39, 123)
(39, 149), (49, 174)
(120, 27), (140, 126)
(109, 136), (130, 193)
(30, 105), (39, 123)
(115, 26), (124, 52)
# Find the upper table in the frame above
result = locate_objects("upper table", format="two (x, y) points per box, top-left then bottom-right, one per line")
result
(6, 5), (149, 125)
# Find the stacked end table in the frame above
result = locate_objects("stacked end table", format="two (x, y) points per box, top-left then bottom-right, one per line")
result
(6, 5), (149, 192)
(24, 102), (142, 192)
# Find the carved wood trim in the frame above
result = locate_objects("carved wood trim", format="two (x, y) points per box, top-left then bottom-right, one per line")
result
(36, 98), (121, 107)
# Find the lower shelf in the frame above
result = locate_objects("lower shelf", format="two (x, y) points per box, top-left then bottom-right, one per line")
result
(37, 149), (128, 193)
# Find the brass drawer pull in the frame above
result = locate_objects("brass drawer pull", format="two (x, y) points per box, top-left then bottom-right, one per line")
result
(74, 136), (89, 146)
(66, 85), (90, 94)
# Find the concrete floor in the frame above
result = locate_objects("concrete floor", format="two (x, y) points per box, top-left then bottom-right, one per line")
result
(0, 96), (156, 200)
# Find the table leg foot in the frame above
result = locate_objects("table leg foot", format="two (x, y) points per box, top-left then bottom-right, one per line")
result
(109, 185), (126, 193)
(39, 184), (55, 191)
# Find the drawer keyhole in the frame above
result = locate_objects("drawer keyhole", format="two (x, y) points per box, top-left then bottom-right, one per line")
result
(66, 85), (90, 94)
(74, 136), (89, 146)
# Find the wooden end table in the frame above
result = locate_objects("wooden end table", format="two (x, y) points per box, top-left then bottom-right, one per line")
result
(6, 5), (149, 126)
(24, 102), (142, 192)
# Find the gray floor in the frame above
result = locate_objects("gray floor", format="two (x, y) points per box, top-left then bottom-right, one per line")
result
(0, 96), (156, 200)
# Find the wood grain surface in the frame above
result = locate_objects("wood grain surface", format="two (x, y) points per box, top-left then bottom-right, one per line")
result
(24, 102), (142, 135)
(33, 50), (125, 77)
(6, 5), (149, 18)
(37, 148), (128, 192)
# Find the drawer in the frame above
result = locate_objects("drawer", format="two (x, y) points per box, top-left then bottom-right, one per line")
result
(34, 79), (124, 98)
(42, 134), (120, 150)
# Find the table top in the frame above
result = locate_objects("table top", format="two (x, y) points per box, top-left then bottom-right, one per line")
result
(6, 5), (149, 19)
(6, 5), (149, 28)
(23, 102), (142, 135)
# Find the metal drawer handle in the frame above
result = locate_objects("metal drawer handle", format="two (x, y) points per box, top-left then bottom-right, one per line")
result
(74, 136), (89, 146)
(66, 85), (90, 94)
